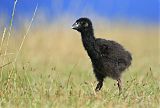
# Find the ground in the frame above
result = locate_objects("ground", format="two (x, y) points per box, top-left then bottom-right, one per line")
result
(0, 22), (159, 108)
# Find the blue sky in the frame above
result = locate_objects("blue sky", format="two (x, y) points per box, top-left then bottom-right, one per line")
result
(0, 0), (159, 26)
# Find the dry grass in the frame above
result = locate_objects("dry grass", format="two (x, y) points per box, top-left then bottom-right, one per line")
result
(0, 19), (159, 107)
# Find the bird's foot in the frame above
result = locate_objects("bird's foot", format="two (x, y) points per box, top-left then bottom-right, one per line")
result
(95, 81), (103, 92)
(117, 79), (122, 94)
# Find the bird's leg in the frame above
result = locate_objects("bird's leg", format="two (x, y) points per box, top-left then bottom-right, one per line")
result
(95, 80), (103, 92)
(117, 78), (122, 93)
(95, 72), (104, 92)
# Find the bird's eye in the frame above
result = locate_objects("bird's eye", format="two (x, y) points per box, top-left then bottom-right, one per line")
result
(80, 22), (83, 24)
(84, 22), (88, 27)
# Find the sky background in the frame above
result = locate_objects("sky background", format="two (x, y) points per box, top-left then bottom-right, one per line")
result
(0, 0), (159, 27)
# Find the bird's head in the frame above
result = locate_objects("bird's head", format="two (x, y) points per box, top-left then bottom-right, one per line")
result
(72, 17), (93, 32)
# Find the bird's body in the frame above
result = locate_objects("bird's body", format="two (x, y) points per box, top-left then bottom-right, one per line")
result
(72, 18), (132, 92)
(94, 39), (132, 79)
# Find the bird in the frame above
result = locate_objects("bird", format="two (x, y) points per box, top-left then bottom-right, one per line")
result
(72, 17), (132, 92)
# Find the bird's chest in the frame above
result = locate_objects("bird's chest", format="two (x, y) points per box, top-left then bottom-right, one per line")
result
(91, 58), (105, 72)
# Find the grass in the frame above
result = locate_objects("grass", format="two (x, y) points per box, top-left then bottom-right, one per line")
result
(0, 23), (159, 108)
(0, 2), (159, 108)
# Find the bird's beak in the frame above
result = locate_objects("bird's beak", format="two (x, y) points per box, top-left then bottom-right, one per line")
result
(72, 22), (80, 30)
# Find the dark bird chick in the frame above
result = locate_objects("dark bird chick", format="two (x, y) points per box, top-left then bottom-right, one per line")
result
(72, 18), (132, 92)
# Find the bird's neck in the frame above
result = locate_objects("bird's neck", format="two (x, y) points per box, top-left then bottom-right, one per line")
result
(81, 29), (99, 59)
(81, 29), (95, 46)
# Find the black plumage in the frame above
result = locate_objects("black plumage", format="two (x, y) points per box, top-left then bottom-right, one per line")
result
(72, 18), (132, 92)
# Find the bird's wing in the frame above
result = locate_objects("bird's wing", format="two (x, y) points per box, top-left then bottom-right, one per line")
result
(96, 38), (132, 67)
(96, 38), (124, 57)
